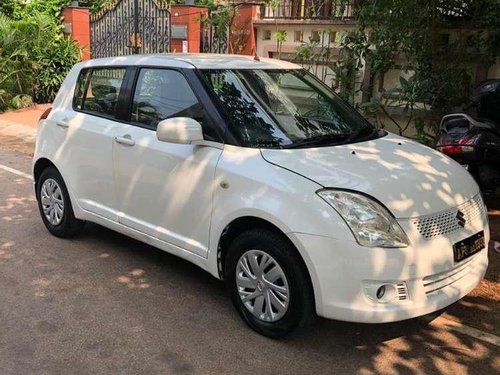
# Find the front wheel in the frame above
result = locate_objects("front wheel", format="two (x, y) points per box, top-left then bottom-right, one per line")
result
(225, 229), (314, 338)
(36, 167), (85, 238)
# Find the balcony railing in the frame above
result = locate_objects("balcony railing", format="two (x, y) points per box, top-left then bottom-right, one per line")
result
(261, 1), (358, 20)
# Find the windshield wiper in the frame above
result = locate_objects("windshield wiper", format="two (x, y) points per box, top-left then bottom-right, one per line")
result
(345, 126), (380, 143)
(281, 134), (352, 149)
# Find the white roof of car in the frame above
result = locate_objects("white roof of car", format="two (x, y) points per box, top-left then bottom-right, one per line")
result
(78, 53), (302, 70)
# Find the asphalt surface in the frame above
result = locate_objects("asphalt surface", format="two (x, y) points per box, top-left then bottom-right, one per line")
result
(0, 147), (499, 375)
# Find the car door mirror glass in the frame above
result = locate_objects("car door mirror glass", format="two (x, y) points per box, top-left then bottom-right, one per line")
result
(156, 117), (204, 144)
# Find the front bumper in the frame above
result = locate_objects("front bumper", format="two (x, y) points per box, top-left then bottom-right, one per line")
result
(288, 223), (489, 323)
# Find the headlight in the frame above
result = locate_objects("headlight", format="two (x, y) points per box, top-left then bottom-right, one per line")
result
(317, 190), (409, 248)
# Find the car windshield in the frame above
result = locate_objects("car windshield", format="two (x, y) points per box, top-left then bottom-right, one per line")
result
(200, 69), (378, 148)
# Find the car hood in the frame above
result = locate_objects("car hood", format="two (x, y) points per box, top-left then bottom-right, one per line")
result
(261, 133), (479, 218)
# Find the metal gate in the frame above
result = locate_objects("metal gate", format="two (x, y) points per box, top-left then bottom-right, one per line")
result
(201, 23), (229, 54)
(90, 0), (170, 58)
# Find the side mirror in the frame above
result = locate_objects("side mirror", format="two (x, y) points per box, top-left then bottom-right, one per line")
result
(156, 117), (203, 144)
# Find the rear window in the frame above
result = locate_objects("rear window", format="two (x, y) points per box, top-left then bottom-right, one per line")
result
(73, 68), (126, 118)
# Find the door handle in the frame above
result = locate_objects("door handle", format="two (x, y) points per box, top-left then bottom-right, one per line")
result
(114, 135), (135, 146)
(56, 120), (69, 129)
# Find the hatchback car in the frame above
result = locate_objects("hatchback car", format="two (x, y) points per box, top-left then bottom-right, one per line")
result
(33, 54), (489, 338)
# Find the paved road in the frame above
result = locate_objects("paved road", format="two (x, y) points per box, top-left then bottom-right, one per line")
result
(0, 148), (498, 375)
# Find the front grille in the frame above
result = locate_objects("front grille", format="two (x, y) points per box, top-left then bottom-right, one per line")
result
(410, 194), (486, 240)
(423, 258), (474, 295)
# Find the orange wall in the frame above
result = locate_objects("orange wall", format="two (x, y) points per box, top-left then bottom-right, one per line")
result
(62, 7), (90, 60)
(230, 5), (257, 55)
(170, 5), (208, 53)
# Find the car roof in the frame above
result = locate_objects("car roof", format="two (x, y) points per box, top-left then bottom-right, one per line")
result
(77, 53), (302, 70)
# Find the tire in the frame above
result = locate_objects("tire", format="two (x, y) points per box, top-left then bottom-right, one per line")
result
(224, 229), (315, 338)
(36, 167), (85, 238)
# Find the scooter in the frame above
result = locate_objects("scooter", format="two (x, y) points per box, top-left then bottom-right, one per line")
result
(435, 80), (500, 195)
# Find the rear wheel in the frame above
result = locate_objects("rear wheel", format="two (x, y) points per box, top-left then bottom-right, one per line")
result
(225, 229), (314, 338)
(36, 167), (85, 238)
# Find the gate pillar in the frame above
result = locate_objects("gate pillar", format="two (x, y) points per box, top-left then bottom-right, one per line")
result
(62, 6), (91, 60)
(170, 5), (208, 53)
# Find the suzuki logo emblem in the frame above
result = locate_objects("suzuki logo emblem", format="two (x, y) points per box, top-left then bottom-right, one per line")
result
(456, 210), (466, 228)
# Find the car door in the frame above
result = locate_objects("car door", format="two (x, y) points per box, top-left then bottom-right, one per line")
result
(52, 67), (127, 221)
(112, 68), (223, 258)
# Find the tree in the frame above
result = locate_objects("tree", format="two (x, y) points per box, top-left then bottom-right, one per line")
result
(356, 0), (500, 142)
(291, 0), (500, 142)
(197, 0), (259, 54)
(275, 30), (287, 59)
(293, 1), (364, 103)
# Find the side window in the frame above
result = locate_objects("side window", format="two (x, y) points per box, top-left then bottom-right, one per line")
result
(131, 69), (204, 129)
(73, 69), (91, 110)
(76, 68), (126, 117)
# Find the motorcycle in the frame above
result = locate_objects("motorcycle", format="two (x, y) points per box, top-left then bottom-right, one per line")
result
(435, 79), (500, 195)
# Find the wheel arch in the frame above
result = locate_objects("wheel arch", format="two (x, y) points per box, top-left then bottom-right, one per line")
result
(33, 158), (58, 194)
(32, 157), (83, 219)
(216, 216), (314, 292)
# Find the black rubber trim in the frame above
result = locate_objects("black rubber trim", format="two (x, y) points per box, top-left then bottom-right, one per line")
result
(118, 65), (225, 142)
(72, 65), (130, 122)
(71, 64), (226, 143)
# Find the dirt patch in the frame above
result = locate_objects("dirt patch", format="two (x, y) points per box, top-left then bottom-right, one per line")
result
(0, 104), (50, 128)
(0, 133), (34, 156)
(0, 105), (40, 156)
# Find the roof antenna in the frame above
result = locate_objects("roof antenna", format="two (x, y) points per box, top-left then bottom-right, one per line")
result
(252, 47), (260, 61)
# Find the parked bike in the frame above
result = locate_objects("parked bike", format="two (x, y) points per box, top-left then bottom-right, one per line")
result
(436, 80), (500, 195)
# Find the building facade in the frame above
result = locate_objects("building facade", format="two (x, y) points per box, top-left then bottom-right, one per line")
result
(252, 0), (359, 88)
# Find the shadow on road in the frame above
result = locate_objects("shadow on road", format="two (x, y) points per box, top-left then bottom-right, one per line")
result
(76, 222), (500, 375)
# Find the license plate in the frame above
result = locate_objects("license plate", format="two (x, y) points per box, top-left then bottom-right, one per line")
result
(453, 231), (485, 263)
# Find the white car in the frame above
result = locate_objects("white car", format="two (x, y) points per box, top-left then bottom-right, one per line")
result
(33, 54), (489, 338)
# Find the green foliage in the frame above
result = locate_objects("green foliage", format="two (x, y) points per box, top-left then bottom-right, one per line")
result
(10, 94), (34, 109)
(360, 75), (424, 137)
(356, 0), (500, 140)
(198, 0), (246, 53)
(16, 0), (70, 20)
(267, 0), (281, 12)
(33, 37), (81, 103)
(4, 0), (118, 18)
(0, 0), (22, 18)
(293, 36), (335, 90)
(79, 0), (136, 14)
(195, 0), (218, 11)
(293, 29), (366, 104)
(275, 30), (287, 42)
(331, 30), (368, 103)
(292, 0), (500, 141)
(0, 10), (80, 111)
(274, 30), (287, 59)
